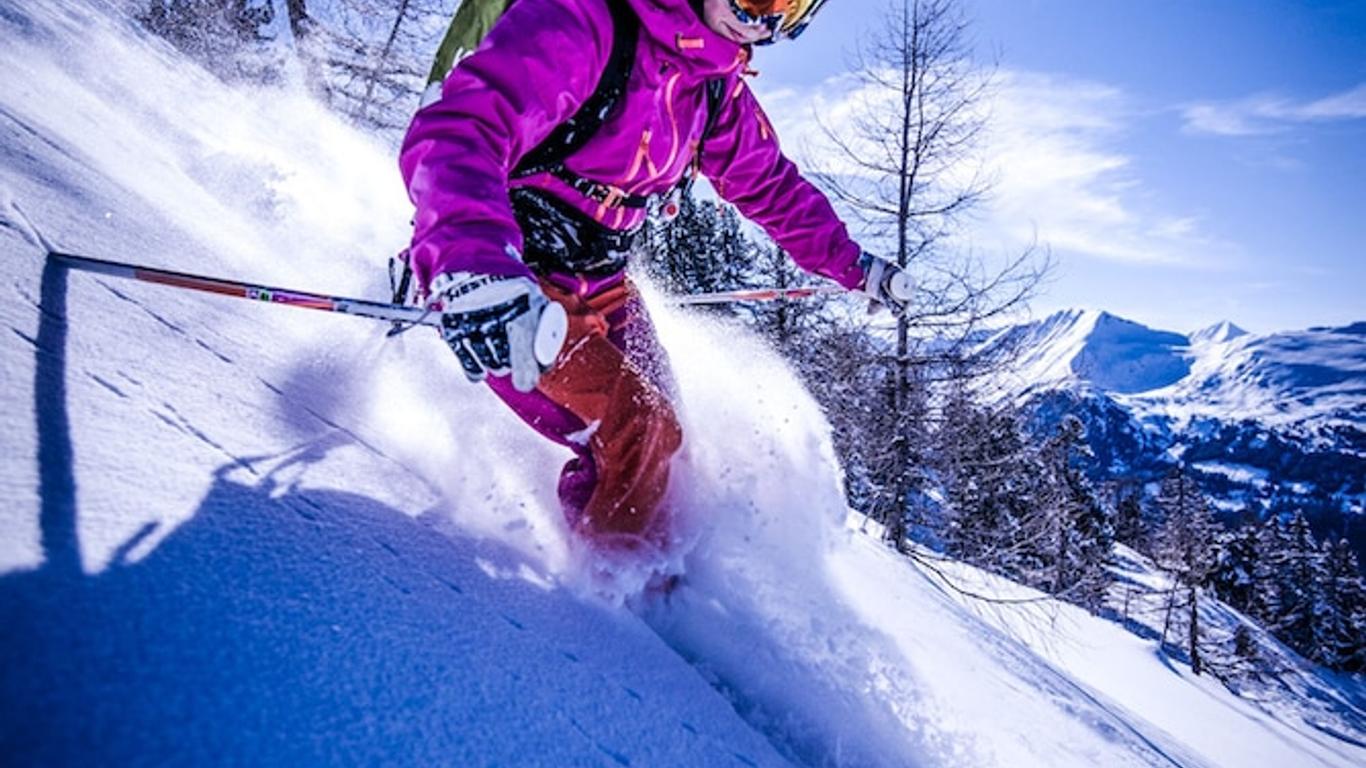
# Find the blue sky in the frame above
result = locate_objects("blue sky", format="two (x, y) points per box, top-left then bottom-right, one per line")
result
(752, 0), (1366, 334)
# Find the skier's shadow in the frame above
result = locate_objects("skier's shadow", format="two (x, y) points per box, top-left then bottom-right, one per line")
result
(0, 259), (593, 765)
(1, 457), (463, 763)
(1, 439), (597, 765)
(12, 262), (453, 761)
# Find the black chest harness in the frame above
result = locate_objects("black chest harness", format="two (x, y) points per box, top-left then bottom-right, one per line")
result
(509, 0), (728, 277)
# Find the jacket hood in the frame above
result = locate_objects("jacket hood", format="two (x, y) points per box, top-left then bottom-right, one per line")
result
(622, 0), (749, 78)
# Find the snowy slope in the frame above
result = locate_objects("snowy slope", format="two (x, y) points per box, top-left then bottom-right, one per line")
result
(3, 2), (1364, 766)
(832, 535), (1366, 768)
(1147, 323), (1366, 435)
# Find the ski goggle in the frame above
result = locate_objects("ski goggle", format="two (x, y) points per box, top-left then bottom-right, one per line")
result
(728, 0), (830, 44)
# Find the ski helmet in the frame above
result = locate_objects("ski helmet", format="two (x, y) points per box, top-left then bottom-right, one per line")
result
(728, 0), (830, 44)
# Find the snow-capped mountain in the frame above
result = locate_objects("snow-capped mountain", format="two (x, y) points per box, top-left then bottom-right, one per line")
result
(988, 309), (1193, 395)
(988, 308), (1365, 428)
(985, 308), (1366, 547)
(1153, 321), (1366, 435)
(1190, 320), (1248, 346)
(2, 2), (1363, 766)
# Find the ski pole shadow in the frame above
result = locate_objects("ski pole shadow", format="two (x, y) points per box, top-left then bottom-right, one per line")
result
(33, 256), (80, 577)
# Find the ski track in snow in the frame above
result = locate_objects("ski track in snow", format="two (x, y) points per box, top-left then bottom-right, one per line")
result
(2, 2), (1364, 766)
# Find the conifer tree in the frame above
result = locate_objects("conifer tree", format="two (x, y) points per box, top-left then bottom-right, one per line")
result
(1212, 520), (1261, 613)
(710, 203), (751, 297)
(800, 326), (889, 517)
(1153, 467), (1221, 674)
(1231, 623), (1260, 669)
(1265, 513), (1328, 659)
(639, 192), (749, 312)
(1321, 539), (1366, 672)
(285, 0), (312, 39)
(1245, 516), (1365, 671)
(1250, 515), (1290, 626)
(141, 0), (274, 66)
(846, 344), (934, 546)
(1112, 482), (1146, 551)
(1032, 416), (1113, 610)
(940, 401), (1041, 575)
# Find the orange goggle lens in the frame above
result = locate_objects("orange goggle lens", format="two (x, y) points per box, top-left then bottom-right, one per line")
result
(729, 0), (828, 42)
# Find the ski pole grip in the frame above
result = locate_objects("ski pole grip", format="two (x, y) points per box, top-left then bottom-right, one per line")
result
(887, 269), (914, 303)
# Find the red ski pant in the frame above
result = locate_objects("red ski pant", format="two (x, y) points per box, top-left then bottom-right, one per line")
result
(486, 274), (682, 551)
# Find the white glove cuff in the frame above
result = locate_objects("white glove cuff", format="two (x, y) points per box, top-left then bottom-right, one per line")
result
(430, 272), (535, 311)
(858, 254), (914, 305)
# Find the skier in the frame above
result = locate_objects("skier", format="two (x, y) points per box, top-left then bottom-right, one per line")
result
(399, 0), (914, 558)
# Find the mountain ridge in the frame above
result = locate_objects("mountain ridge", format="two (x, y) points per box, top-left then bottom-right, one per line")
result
(993, 307), (1366, 430)
(986, 308), (1366, 560)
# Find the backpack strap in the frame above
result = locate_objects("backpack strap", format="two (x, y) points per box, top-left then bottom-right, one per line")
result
(701, 78), (728, 151)
(512, 0), (639, 179)
(535, 74), (729, 212)
(547, 166), (653, 209)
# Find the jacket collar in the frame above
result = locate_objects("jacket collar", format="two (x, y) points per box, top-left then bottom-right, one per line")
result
(623, 0), (749, 78)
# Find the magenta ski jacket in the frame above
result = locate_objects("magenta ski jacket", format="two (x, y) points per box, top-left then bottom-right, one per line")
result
(399, 0), (864, 292)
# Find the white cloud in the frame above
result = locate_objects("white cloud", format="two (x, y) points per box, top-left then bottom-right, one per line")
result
(1181, 82), (1366, 136)
(756, 69), (1233, 268)
(1182, 101), (1276, 137)
(1298, 82), (1366, 118)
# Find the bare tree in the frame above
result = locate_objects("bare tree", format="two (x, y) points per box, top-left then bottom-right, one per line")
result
(285, 0), (312, 40)
(140, 0), (274, 65)
(808, 0), (1047, 546)
(141, 1), (317, 84)
(293, 0), (455, 134)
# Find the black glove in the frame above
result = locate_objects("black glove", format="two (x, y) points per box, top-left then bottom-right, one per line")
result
(430, 271), (568, 393)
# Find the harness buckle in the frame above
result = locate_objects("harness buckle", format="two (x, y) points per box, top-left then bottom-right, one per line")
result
(599, 184), (628, 209)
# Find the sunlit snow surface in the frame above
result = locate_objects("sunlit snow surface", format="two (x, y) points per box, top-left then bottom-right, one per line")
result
(2, 2), (1363, 766)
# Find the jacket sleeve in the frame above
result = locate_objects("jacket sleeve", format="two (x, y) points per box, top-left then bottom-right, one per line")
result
(399, 0), (611, 290)
(699, 79), (865, 290)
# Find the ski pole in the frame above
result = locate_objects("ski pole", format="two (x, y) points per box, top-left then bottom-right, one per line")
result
(671, 285), (843, 305)
(47, 251), (843, 331)
(46, 251), (441, 331)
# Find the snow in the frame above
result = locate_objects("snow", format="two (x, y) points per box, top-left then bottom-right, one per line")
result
(989, 309), (1191, 396)
(1190, 321), (1248, 346)
(1164, 325), (1366, 430)
(905, 546), (1365, 768)
(987, 306), (1365, 438)
(1191, 462), (1271, 488)
(3, 2), (1364, 766)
